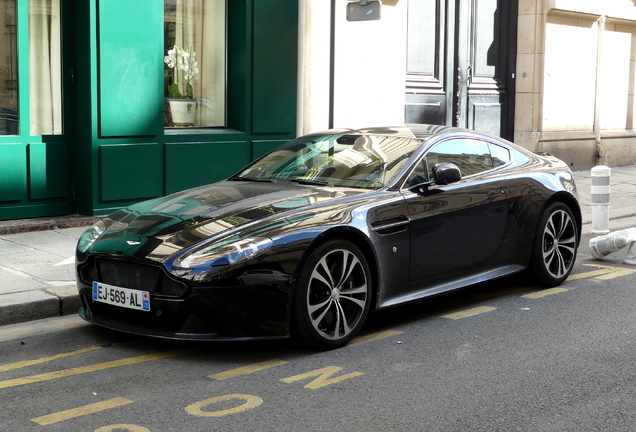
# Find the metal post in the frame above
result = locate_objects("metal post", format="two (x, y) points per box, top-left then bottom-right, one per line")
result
(591, 165), (611, 235)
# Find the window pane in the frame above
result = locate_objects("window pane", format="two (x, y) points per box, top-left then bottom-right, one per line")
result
(0, 0), (18, 135)
(489, 143), (510, 168)
(238, 134), (420, 190)
(426, 139), (493, 177)
(164, 0), (226, 128)
(29, 0), (63, 135)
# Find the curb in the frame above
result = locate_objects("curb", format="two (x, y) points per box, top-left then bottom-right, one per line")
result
(0, 215), (100, 236)
(0, 284), (80, 326)
(581, 212), (636, 226)
(0, 217), (95, 328)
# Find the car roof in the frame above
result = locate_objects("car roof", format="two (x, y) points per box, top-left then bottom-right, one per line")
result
(324, 124), (472, 141)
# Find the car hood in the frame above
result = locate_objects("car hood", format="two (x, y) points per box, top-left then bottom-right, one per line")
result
(88, 180), (370, 261)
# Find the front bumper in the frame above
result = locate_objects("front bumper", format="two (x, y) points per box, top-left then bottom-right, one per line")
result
(76, 265), (292, 341)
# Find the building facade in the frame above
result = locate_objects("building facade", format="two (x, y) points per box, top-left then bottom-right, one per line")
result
(515, 0), (636, 169)
(300, 0), (636, 170)
(0, 0), (298, 221)
(2, 0), (636, 221)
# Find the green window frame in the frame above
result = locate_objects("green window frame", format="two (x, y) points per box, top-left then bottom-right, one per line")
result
(163, 0), (227, 129)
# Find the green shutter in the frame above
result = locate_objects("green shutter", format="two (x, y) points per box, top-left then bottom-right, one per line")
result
(0, 144), (27, 202)
(252, 0), (298, 134)
(29, 142), (68, 199)
(165, 142), (250, 194)
(98, 0), (163, 137)
(100, 143), (162, 201)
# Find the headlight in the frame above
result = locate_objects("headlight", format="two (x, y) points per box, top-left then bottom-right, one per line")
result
(175, 237), (273, 268)
(77, 220), (106, 253)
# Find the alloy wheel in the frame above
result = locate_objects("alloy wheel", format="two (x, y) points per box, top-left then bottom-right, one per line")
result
(306, 248), (369, 341)
(542, 209), (577, 279)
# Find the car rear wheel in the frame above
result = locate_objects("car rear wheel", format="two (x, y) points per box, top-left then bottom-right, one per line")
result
(530, 201), (578, 286)
(292, 239), (371, 349)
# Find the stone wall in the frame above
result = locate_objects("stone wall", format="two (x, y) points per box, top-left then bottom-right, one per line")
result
(516, 0), (636, 169)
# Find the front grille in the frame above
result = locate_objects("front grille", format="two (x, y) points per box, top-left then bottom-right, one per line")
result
(80, 257), (189, 298)
(82, 294), (189, 332)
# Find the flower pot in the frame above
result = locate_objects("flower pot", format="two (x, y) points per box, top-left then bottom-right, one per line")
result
(168, 98), (197, 126)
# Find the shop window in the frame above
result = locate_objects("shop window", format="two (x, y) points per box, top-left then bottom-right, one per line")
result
(164, 0), (226, 128)
(0, 0), (18, 135)
(29, 0), (63, 135)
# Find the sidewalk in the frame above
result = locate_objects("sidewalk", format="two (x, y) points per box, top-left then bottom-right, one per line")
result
(574, 165), (636, 225)
(0, 167), (635, 327)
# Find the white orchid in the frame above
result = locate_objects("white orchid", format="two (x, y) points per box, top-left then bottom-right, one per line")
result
(165, 45), (199, 98)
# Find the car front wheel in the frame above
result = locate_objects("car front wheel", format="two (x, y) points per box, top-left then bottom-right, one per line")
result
(292, 239), (371, 349)
(530, 201), (578, 286)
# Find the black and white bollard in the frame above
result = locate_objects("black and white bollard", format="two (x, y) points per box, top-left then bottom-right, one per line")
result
(589, 228), (636, 265)
(591, 165), (611, 235)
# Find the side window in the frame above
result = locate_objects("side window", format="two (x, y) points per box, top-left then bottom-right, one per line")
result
(426, 139), (493, 178)
(489, 143), (510, 168)
(405, 158), (429, 187)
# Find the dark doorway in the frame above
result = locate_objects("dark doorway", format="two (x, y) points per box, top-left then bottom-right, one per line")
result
(405, 0), (518, 141)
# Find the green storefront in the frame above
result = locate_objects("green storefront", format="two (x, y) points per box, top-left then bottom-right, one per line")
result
(0, 0), (298, 220)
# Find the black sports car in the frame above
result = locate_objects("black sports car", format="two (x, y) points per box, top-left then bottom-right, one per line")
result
(76, 125), (581, 349)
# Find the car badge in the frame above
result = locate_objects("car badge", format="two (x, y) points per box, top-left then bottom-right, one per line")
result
(126, 240), (141, 246)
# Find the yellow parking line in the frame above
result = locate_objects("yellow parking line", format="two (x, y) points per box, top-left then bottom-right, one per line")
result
(442, 306), (496, 320)
(0, 346), (103, 373)
(348, 329), (403, 346)
(567, 264), (636, 281)
(209, 359), (289, 381)
(596, 270), (636, 280)
(470, 286), (531, 300)
(0, 350), (192, 390)
(522, 288), (568, 299)
(566, 269), (611, 281)
(31, 397), (133, 426)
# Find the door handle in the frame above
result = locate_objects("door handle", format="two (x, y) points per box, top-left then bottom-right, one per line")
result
(487, 189), (505, 198)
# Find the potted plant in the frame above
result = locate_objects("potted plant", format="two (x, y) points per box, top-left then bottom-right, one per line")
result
(164, 45), (199, 126)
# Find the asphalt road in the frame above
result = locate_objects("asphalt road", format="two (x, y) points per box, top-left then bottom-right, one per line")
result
(2, 231), (636, 432)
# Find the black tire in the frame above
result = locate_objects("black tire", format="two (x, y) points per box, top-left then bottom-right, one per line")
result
(292, 238), (372, 349)
(530, 201), (578, 286)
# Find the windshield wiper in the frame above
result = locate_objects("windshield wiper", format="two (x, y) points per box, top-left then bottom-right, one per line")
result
(228, 176), (275, 183)
(288, 178), (334, 187)
(230, 176), (334, 187)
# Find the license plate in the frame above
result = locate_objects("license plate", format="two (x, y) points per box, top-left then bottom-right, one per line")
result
(92, 282), (150, 312)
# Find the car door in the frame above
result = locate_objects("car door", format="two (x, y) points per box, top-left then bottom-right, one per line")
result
(402, 138), (511, 282)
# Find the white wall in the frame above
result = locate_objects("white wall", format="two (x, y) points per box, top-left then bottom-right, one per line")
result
(300, 0), (408, 135)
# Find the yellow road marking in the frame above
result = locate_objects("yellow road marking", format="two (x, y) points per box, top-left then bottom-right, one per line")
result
(31, 397), (133, 426)
(186, 394), (263, 417)
(0, 346), (103, 373)
(0, 350), (192, 390)
(281, 366), (364, 390)
(348, 329), (403, 346)
(470, 286), (532, 300)
(596, 269), (636, 280)
(522, 288), (568, 299)
(442, 306), (496, 320)
(567, 264), (636, 281)
(209, 359), (288, 381)
(95, 425), (150, 432)
(566, 269), (612, 281)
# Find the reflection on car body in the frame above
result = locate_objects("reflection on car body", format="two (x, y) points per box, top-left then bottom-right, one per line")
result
(237, 269), (289, 285)
(76, 125), (581, 349)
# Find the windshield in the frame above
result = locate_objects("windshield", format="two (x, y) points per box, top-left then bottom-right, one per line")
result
(234, 133), (422, 190)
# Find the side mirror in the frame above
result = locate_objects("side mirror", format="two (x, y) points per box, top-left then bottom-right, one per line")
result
(433, 163), (461, 185)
